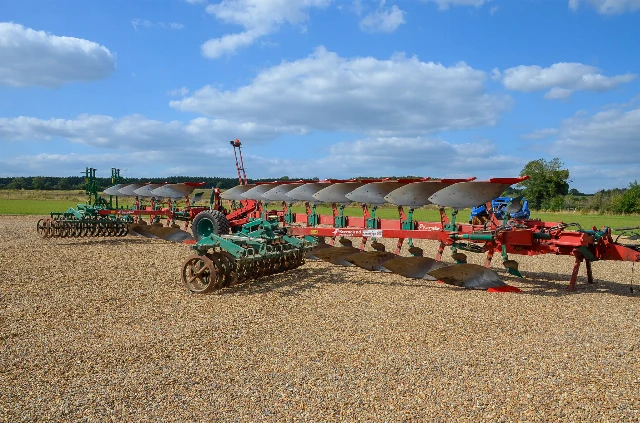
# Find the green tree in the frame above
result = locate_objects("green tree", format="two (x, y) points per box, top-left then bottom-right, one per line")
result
(55, 178), (71, 190)
(518, 158), (570, 210)
(8, 177), (25, 190)
(32, 176), (45, 190)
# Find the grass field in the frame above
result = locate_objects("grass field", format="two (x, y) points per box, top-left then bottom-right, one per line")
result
(1, 189), (638, 231)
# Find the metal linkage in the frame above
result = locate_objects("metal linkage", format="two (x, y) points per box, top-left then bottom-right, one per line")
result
(181, 218), (317, 293)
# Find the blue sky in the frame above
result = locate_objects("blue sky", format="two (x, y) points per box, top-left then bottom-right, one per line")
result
(1, 0), (639, 193)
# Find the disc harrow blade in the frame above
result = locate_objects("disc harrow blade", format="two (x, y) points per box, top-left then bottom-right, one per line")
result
(378, 256), (449, 280)
(262, 183), (305, 201)
(427, 263), (507, 289)
(345, 181), (412, 205)
(344, 251), (397, 271)
(313, 182), (366, 204)
(118, 183), (146, 196)
(312, 246), (361, 266)
(384, 180), (468, 207)
(242, 184), (281, 201)
(221, 184), (256, 200)
(428, 179), (521, 210)
(104, 184), (129, 196)
(286, 182), (331, 203)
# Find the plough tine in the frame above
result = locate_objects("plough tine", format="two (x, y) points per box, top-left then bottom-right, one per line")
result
(286, 182), (331, 202)
(313, 182), (366, 204)
(151, 183), (199, 199)
(306, 239), (334, 259)
(262, 183), (304, 201)
(128, 224), (193, 242)
(103, 184), (128, 196)
(345, 181), (413, 205)
(427, 263), (516, 290)
(241, 184), (281, 201)
(344, 251), (397, 271)
(221, 184), (256, 200)
(134, 183), (164, 197)
(379, 256), (449, 280)
(118, 183), (145, 196)
(384, 179), (470, 207)
(428, 179), (522, 209)
(312, 246), (361, 266)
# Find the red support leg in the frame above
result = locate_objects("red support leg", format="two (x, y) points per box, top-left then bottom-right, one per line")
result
(569, 249), (584, 291)
(484, 247), (494, 268)
(435, 241), (445, 262)
(395, 238), (404, 255)
(585, 260), (594, 284)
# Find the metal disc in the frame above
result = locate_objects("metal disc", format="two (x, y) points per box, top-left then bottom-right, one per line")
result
(344, 251), (397, 271)
(134, 183), (164, 197)
(262, 183), (305, 202)
(345, 181), (411, 205)
(312, 246), (361, 266)
(313, 182), (366, 204)
(103, 184), (129, 196)
(221, 184), (256, 200)
(384, 181), (459, 207)
(128, 224), (193, 242)
(151, 183), (199, 199)
(428, 263), (507, 289)
(378, 256), (449, 280)
(505, 196), (524, 214)
(286, 182), (331, 202)
(242, 184), (281, 201)
(428, 181), (515, 210)
(118, 183), (146, 196)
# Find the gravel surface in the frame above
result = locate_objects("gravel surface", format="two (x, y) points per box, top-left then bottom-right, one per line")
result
(1, 215), (639, 422)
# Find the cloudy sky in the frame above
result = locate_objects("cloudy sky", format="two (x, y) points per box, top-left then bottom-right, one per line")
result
(1, 0), (639, 193)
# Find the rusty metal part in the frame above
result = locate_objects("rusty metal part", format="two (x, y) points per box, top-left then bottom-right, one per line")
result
(379, 256), (449, 280)
(181, 255), (217, 294)
(428, 263), (506, 289)
(344, 251), (397, 271)
(313, 246), (361, 266)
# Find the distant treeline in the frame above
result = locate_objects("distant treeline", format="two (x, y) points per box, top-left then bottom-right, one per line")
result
(0, 175), (426, 191)
(1, 175), (638, 214)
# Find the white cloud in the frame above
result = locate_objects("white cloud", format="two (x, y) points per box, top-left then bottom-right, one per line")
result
(168, 87), (191, 97)
(549, 106), (640, 165)
(520, 128), (559, 140)
(171, 47), (511, 137)
(422, 0), (490, 10)
(0, 22), (116, 88)
(184, 0), (206, 3)
(201, 0), (330, 58)
(250, 137), (524, 181)
(500, 62), (636, 99)
(568, 0), (640, 14)
(0, 114), (295, 150)
(131, 19), (184, 30)
(359, 1), (406, 33)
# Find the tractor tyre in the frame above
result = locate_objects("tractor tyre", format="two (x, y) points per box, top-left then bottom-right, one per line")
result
(192, 210), (231, 241)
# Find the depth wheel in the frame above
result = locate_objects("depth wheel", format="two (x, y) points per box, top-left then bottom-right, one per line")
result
(181, 255), (217, 294)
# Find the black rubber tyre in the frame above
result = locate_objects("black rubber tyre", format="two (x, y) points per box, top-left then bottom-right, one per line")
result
(191, 210), (230, 241)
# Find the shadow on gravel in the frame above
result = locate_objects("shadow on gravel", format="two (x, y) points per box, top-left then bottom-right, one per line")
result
(206, 264), (638, 299)
(56, 238), (165, 247)
(211, 263), (476, 297)
(509, 270), (638, 298)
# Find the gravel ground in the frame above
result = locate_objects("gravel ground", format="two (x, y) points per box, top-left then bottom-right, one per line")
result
(1, 215), (639, 422)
